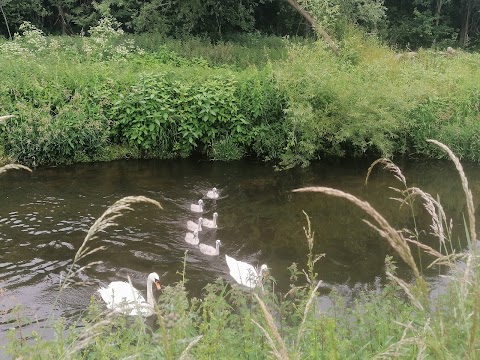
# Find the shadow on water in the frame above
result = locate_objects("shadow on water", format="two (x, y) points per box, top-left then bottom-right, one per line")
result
(0, 157), (477, 346)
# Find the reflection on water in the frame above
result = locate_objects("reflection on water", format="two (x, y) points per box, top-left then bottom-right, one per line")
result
(0, 157), (476, 345)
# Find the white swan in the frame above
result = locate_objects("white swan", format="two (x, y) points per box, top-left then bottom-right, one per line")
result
(187, 217), (203, 232)
(199, 239), (221, 256)
(202, 212), (218, 229)
(185, 229), (200, 245)
(190, 199), (203, 212)
(206, 187), (219, 199)
(225, 255), (268, 289)
(97, 272), (161, 316)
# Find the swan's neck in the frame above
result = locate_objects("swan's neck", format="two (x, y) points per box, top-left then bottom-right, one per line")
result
(215, 242), (220, 254)
(146, 277), (154, 306)
(213, 217), (217, 227)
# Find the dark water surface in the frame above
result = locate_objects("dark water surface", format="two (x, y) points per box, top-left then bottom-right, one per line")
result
(0, 157), (477, 348)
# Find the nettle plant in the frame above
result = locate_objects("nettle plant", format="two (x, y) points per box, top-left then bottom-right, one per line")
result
(110, 73), (251, 159)
(110, 73), (177, 155)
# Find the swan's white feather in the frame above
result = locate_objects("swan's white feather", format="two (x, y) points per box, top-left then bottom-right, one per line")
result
(97, 272), (160, 317)
(187, 217), (202, 232)
(190, 199), (203, 213)
(185, 230), (199, 245)
(202, 212), (218, 228)
(199, 239), (221, 256)
(206, 188), (219, 199)
(225, 255), (266, 289)
(98, 281), (150, 316)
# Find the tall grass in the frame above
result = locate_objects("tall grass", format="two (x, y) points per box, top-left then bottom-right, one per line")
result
(1, 23), (480, 167)
(274, 30), (480, 167)
(4, 140), (480, 358)
(130, 32), (295, 69)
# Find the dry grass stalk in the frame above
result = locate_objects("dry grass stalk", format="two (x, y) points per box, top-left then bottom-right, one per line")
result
(427, 252), (466, 268)
(373, 321), (416, 359)
(252, 319), (285, 360)
(296, 280), (322, 345)
(253, 293), (289, 360)
(0, 114), (16, 122)
(366, 158), (406, 187)
(63, 196), (162, 288)
(293, 187), (420, 278)
(74, 196), (162, 264)
(61, 260), (104, 287)
(405, 238), (443, 259)
(373, 320), (434, 360)
(386, 272), (424, 310)
(0, 164), (32, 174)
(178, 335), (203, 360)
(427, 139), (476, 246)
(469, 286), (479, 355)
(63, 311), (116, 358)
(460, 254), (475, 298)
(403, 187), (450, 246)
(427, 140), (479, 351)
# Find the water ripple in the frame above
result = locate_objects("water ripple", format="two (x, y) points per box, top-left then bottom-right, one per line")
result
(1, 158), (470, 345)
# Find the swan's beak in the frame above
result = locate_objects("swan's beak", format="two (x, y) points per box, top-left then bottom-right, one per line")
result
(155, 280), (161, 290)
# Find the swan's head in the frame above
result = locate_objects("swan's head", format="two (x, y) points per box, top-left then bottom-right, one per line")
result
(148, 272), (161, 290)
(198, 217), (203, 222)
(213, 187), (218, 192)
(213, 212), (218, 219)
(260, 264), (269, 276)
(198, 199), (203, 205)
(216, 239), (221, 246)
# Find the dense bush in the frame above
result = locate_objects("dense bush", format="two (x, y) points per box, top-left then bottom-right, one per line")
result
(2, 97), (109, 166)
(0, 21), (288, 165)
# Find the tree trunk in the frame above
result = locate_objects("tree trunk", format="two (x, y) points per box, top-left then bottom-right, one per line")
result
(435, 0), (443, 27)
(57, 4), (67, 35)
(459, 2), (469, 46)
(286, 0), (339, 54)
(0, 2), (12, 40)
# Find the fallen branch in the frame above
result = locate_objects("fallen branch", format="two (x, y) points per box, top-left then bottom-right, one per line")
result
(286, 0), (339, 54)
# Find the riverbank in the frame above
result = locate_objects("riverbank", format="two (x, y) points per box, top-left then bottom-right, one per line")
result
(1, 22), (480, 170)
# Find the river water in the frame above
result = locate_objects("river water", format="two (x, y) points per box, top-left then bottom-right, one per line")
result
(0, 157), (477, 349)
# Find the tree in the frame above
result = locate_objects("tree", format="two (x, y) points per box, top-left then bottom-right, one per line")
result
(44, 0), (97, 34)
(384, 0), (458, 47)
(458, 0), (480, 47)
(0, 0), (47, 37)
(0, 0), (12, 39)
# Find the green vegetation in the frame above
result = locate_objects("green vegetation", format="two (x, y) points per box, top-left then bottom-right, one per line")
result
(2, 140), (480, 358)
(1, 20), (480, 168)
(1, 2), (479, 358)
